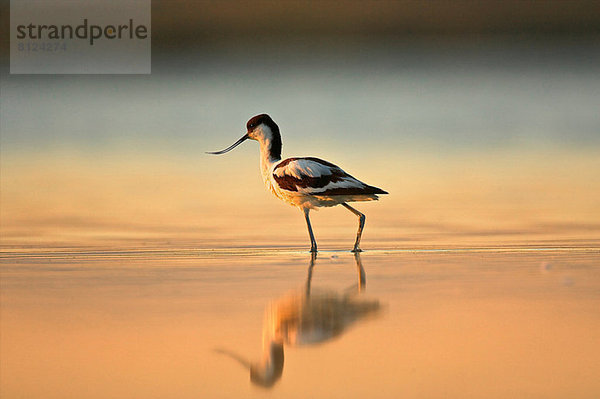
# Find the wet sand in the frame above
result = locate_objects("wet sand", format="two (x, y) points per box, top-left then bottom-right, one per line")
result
(1, 247), (598, 398)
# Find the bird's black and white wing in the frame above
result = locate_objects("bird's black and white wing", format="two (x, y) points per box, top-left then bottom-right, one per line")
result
(272, 157), (387, 196)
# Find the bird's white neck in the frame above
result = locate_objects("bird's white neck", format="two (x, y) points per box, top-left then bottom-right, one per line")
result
(258, 137), (281, 180)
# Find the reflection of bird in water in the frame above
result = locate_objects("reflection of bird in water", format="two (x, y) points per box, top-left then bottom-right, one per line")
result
(207, 114), (387, 252)
(216, 253), (381, 388)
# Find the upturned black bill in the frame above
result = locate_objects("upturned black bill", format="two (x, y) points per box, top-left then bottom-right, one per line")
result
(206, 134), (249, 155)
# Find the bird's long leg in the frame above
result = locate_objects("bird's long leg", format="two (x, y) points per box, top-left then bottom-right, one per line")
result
(341, 203), (365, 252)
(303, 208), (318, 253)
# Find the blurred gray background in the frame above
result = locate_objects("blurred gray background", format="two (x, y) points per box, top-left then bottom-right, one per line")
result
(1, 1), (599, 154)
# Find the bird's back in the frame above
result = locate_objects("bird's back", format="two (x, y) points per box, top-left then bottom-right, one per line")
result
(270, 157), (387, 208)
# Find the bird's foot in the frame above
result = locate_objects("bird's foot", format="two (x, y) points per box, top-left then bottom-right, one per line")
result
(351, 247), (363, 253)
(310, 247), (318, 253)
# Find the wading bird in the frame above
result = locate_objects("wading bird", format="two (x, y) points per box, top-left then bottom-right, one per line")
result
(207, 114), (387, 252)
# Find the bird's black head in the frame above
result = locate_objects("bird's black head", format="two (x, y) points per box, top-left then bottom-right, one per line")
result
(246, 114), (282, 160)
(206, 113), (282, 160)
(246, 114), (277, 132)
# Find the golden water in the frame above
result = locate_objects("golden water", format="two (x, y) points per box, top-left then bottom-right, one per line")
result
(2, 149), (599, 398)
(1, 248), (599, 398)
(2, 40), (599, 397)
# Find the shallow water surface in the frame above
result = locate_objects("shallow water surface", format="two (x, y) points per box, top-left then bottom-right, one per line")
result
(2, 35), (600, 399)
(1, 248), (598, 398)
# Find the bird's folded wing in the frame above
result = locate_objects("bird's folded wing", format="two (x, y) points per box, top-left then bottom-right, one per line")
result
(273, 157), (383, 195)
